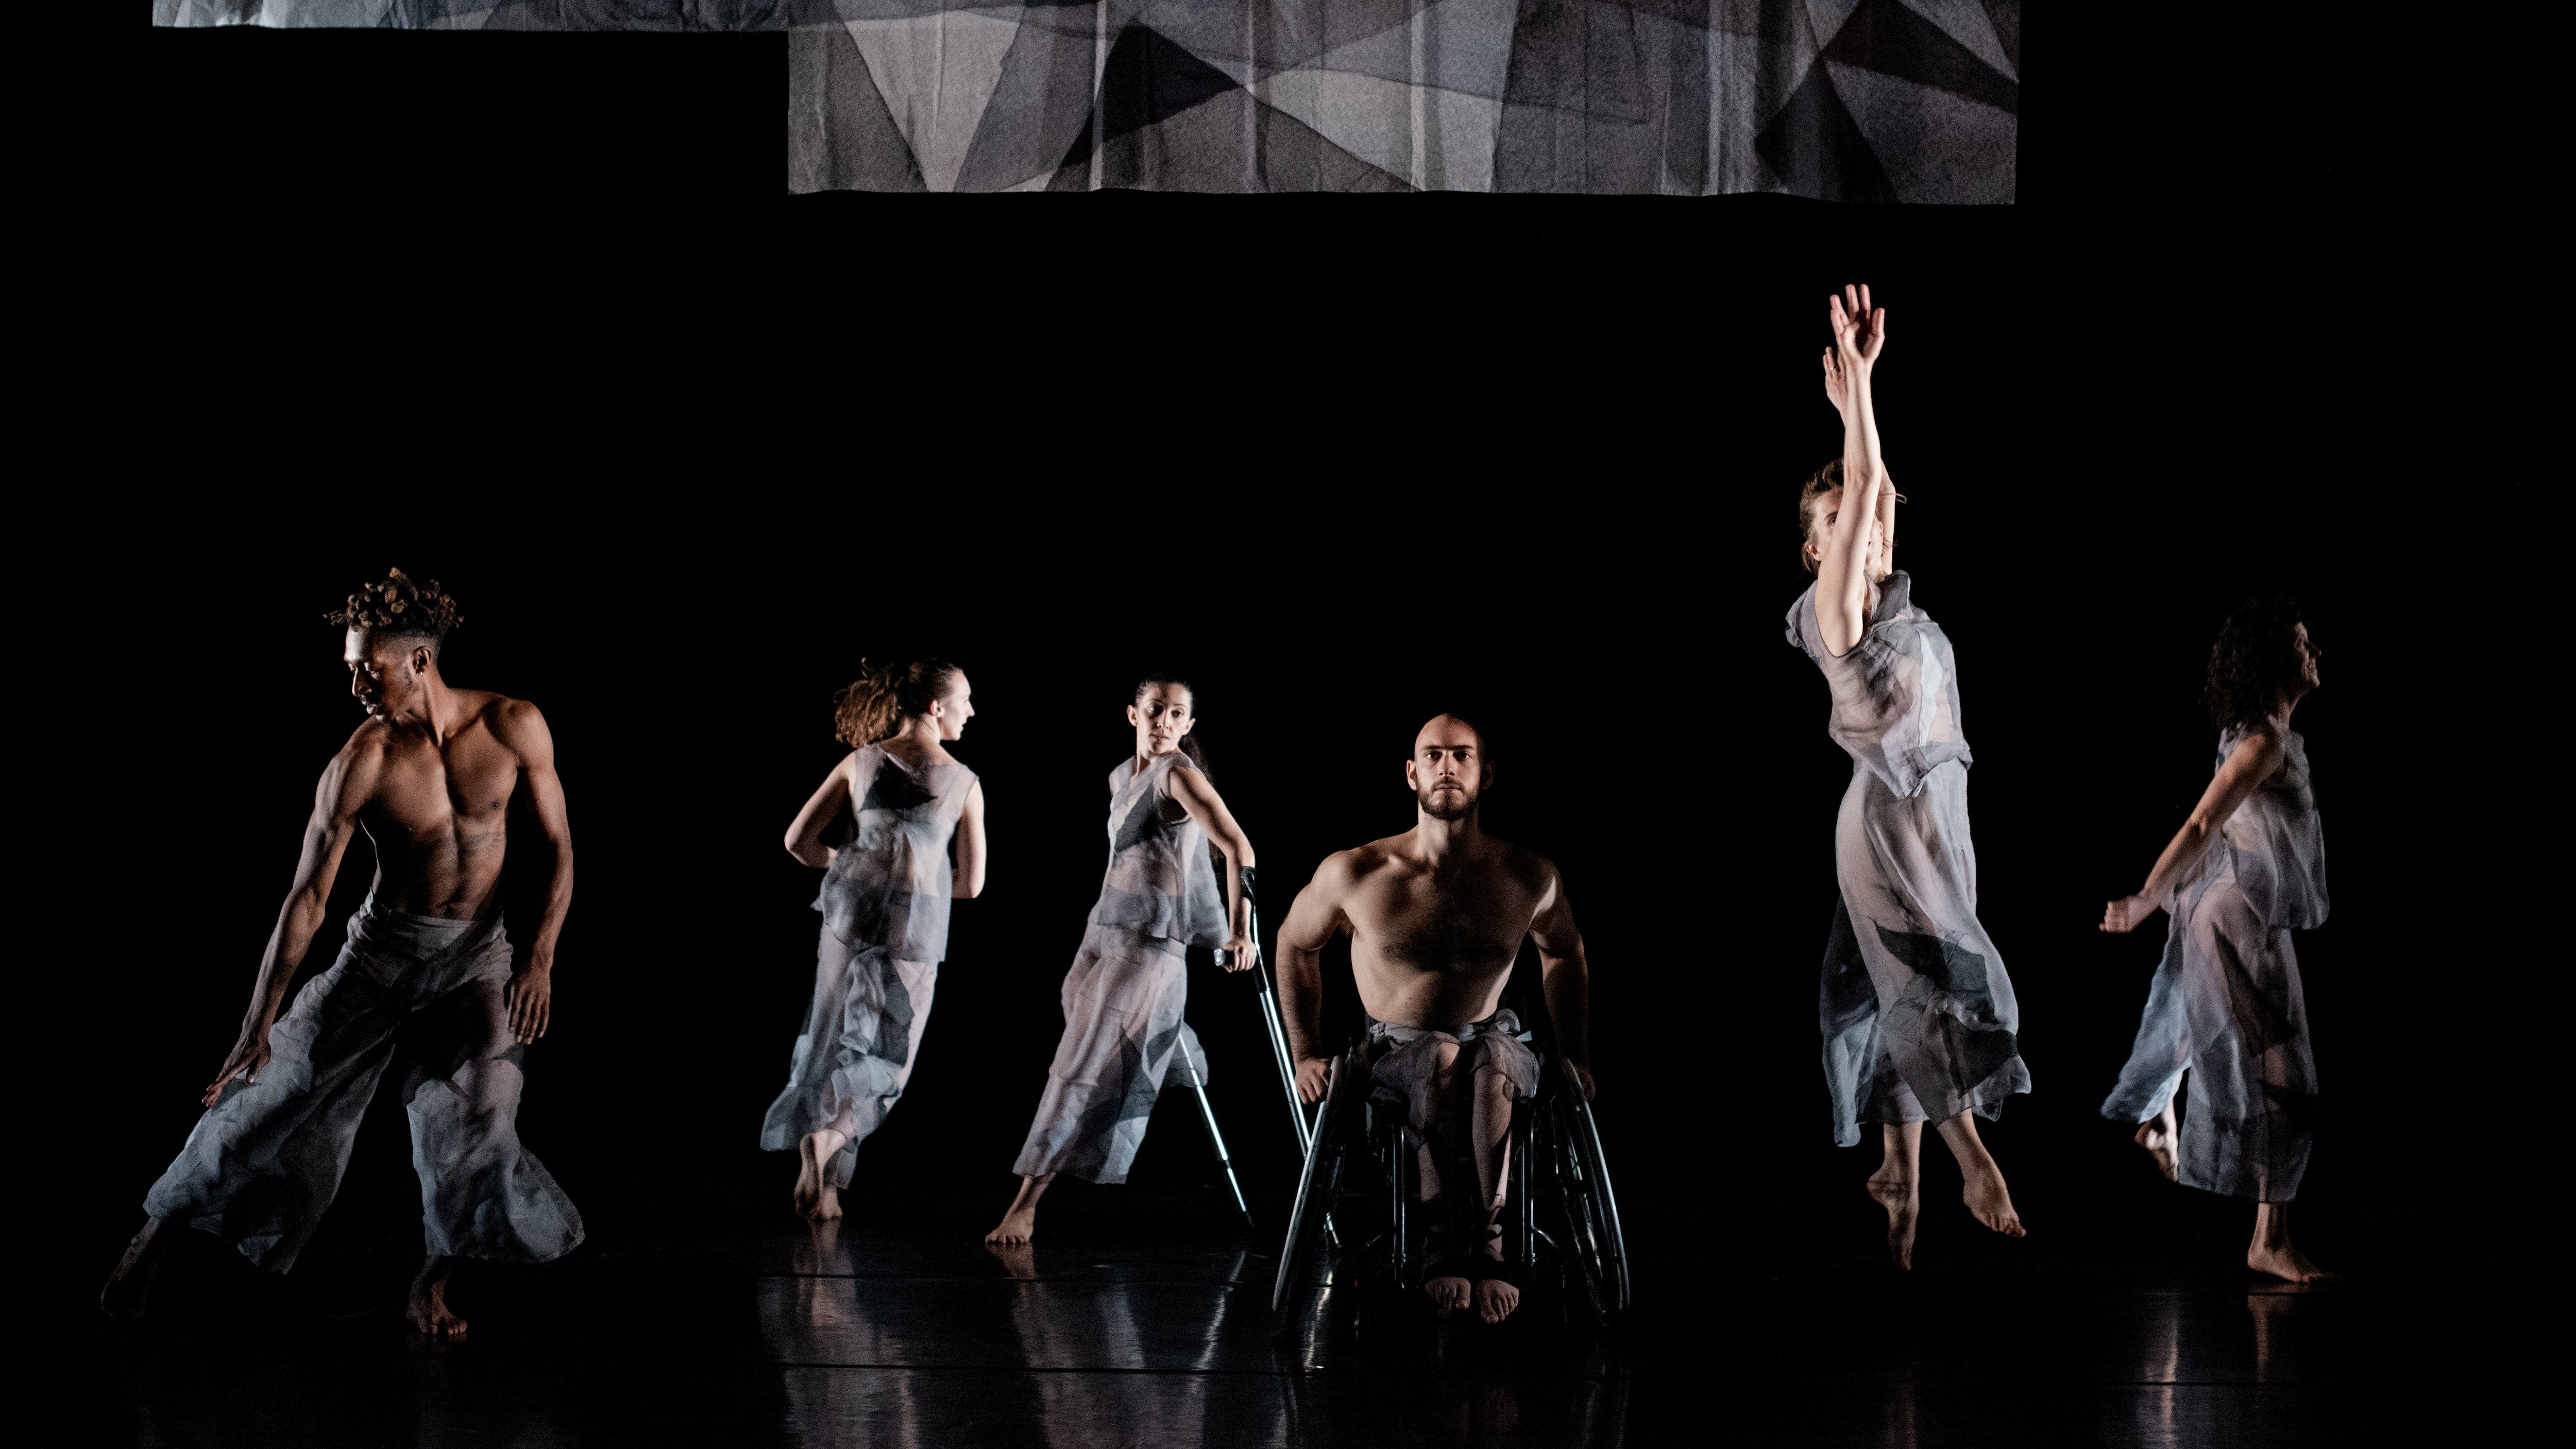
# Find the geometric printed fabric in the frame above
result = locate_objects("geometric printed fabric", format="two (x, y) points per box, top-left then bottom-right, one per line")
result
(154, 0), (2016, 199)
(789, 0), (2018, 196)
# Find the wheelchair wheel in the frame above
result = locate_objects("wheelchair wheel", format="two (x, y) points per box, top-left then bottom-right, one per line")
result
(1542, 1059), (1630, 1327)
(1272, 1044), (1367, 1315)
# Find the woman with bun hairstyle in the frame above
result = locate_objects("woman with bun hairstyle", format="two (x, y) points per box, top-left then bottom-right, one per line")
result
(2100, 601), (2332, 1282)
(1792, 285), (2029, 1269)
(986, 675), (1257, 1246)
(764, 660), (986, 1221)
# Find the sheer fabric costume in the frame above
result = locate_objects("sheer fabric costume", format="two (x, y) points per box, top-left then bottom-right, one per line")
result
(761, 744), (977, 1189)
(1791, 571), (2032, 1147)
(2102, 728), (2327, 1201)
(1012, 752), (1227, 1183)
(145, 900), (584, 1272)
(1368, 1008), (1541, 1255)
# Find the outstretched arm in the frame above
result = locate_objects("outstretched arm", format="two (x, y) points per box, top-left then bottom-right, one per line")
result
(951, 780), (988, 899)
(205, 739), (376, 1105)
(1276, 856), (1352, 1103)
(2102, 728), (2285, 932)
(1822, 349), (1899, 560)
(1814, 283), (1890, 657)
(496, 701), (574, 1044)
(1168, 764), (1257, 969)
(1527, 866), (1595, 1101)
(783, 754), (858, 870)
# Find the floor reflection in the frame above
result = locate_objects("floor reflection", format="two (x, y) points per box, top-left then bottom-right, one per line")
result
(765, 1222), (1628, 1448)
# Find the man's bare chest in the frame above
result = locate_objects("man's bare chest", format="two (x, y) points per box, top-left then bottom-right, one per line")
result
(371, 733), (518, 840)
(1353, 875), (1532, 972)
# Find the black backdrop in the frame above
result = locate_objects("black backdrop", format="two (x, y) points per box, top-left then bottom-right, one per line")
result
(74, 16), (2509, 1308)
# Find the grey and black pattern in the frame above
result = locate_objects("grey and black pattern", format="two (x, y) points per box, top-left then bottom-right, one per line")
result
(145, 899), (585, 1272)
(763, 744), (976, 1186)
(1792, 571), (2030, 1147)
(1011, 753), (1224, 1184)
(2102, 729), (2326, 1202)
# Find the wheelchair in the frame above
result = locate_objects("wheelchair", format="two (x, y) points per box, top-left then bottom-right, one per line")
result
(1268, 975), (1630, 1344)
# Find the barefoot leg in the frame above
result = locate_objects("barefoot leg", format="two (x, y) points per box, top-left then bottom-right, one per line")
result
(799, 1130), (849, 1221)
(985, 1174), (1053, 1245)
(407, 1256), (468, 1339)
(1865, 1121), (1923, 1269)
(1473, 1275), (1520, 1325)
(2247, 1201), (2336, 1283)
(1933, 1112), (2025, 1238)
(2134, 1101), (2179, 1182)
(1425, 1272), (1471, 1314)
(99, 1217), (172, 1320)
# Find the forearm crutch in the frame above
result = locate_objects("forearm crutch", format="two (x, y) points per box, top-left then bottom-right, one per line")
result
(1217, 867), (1316, 1155)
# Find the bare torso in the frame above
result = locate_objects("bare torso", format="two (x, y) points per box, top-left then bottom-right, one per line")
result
(347, 690), (531, 918)
(1331, 833), (1559, 1029)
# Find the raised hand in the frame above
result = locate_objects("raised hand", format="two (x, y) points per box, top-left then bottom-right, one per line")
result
(1828, 282), (1887, 367)
(204, 1027), (272, 1106)
(1822, 347), (1850, 420)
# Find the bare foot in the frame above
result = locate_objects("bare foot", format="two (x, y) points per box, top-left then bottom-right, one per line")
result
(1865, 1170), (1919, 1270)
(1473, 1276), (1520, 1324)
(986, 1174), (1050, 1245)
(406, 1258), (467, 1339)
(2135, 1106), (2180, 1182)
(2248, 1241), (2337, 1284)
(1961, 1166), (2026, 1238)
(795, 1131), (846, 1218)
(100, 1218), (168, 1321)
(1425, 1273), (1471, 1313)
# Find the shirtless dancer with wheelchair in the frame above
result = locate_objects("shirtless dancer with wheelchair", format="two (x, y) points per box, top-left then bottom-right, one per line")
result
(1276, 714), (1595, 1326)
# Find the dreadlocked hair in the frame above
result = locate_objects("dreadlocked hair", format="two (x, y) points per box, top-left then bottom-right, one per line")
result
(2205, 598), (2308, 735)
(835, 659), (961, 746)
(1135, 673), (1211, 780)
(324, 568), (464, 652)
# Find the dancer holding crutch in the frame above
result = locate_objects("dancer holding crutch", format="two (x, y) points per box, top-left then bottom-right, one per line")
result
(987, 675), (1259, 1245)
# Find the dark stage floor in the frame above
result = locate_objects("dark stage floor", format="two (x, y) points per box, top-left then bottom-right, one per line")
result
(82, 1165), (2557, 1447)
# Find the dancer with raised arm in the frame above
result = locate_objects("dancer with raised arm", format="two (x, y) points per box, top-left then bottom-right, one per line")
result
(99, 570), (582, 1336)
(1793, 285), (2029, 1269)
(2100, 602), (2332, 1282)
(986, 676), (1257, 1245)
(764, 660), (986, 1221)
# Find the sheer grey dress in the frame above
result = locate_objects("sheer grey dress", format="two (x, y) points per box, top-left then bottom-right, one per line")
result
(2102, 728), (2326, 1201)
(1791, 571), (2032, 1147)
(1011, 751), (1227, 1184)
(761, 744), (977, 1190)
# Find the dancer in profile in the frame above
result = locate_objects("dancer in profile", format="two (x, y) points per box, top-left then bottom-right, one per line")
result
(2100, 602), (2332, 1282)
(99, 569), (582, 1336)
(765, 660), (986, 1221)
(1793, 285), (2029, 1269)
(986, 676), (1257, 1245)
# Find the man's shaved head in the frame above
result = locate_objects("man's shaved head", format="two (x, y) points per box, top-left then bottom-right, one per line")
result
(1408, 714), (1491, 821)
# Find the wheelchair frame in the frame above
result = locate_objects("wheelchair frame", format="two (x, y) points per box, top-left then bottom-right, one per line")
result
(1270, 1019), (1630, 1333)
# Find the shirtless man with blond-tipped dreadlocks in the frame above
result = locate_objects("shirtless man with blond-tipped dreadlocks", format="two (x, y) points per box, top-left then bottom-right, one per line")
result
(99, 569), (583, 1337)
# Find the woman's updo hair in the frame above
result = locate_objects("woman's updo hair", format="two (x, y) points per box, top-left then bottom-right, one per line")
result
(2205, 599), (2308, 735)
(835, 658), (962, 746)
(1795, 459), (1904, 573)
(1134, 673), (1212, 779)
(1795, 459), (1847, 572)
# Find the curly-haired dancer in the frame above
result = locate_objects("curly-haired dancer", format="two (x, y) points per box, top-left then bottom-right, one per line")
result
(99, 570), (583, 1336)
(987, 677), (1256, 1245)
(1792, 286), (2029, 1268)
(2100, 603), (2332, 1282)
(765, 660), (986, 1220)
